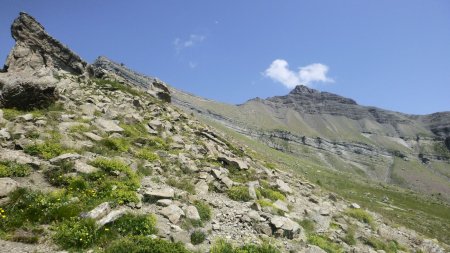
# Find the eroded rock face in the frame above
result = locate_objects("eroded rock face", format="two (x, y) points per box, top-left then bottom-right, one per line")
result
(4, 12), (88, 75)
(0, 70), (58, 109)
(92, 56), (171, 102)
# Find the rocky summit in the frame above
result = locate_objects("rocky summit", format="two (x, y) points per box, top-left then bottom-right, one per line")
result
(0, 13), (448, 253)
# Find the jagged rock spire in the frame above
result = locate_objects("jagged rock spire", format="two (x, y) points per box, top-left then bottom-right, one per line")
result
(4, 12), (88, 75)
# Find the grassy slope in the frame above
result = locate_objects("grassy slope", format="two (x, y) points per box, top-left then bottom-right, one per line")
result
(200, 115), (450, 246)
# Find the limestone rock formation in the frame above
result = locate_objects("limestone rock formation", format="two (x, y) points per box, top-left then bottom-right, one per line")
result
(92, 56), (171, 102)
(4, 12), (88, 75)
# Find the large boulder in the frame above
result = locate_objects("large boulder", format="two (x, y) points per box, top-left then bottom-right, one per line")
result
(0, 178), (19, 197)
(0, 71), (58, 110)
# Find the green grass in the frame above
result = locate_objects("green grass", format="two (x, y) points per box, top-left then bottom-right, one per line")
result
(136, 148), (159, 162)
(307, 234), (344, 253)
(364, 236), (407, 253)
(345, 208), (375, 230)
(343, 224), (356, 246)
(201, 118), (450, 246)
(103, 214), (157, 237)
(258, 188), (285, 201)
(93, 78), (144, 97)
(297, 218), (315, 235)
(190, 230), (206, 245)
(0, 161), (32, 177)
(166, 177), (195, 194)
(54, 217), (97, 249)
(104, 236), (190, 253)
(24, 141), (70, 160)
(194, 200), (212, 222)
(227, 186), (252, 202)
(99, 138), (130, 152)
(210, 239), (281, 253)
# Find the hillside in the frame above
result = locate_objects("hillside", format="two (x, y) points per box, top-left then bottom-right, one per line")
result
(0, 12), (448, 253)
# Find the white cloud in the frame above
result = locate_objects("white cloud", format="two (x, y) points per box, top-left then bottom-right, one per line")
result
(264, 59), (334, 88)
(173, 34), (205, 53)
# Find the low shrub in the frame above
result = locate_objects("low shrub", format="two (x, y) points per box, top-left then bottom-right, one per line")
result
(194, 200), (212, 222)
(297, 219), (315, 235)
(108, 214), (157, 236)
(343, 224), (356, 245)
(308, 234), (344, 253)
(137, 148), (159, 162)
(227, 186), (252, 202)
(190, 230), (206, 245)
(99, 138), (130, 152)
(364, 236), (407, 253)
(259, 188), (285, 201)
(53, 217), (97, 250)
(0, 161), (32, 177)
(210, 239), (281, 253)
(166, 177), (195, 194)
(24, 141), (68, 160)
(345, 208), (375, 229)
(104, 235), (190, 253)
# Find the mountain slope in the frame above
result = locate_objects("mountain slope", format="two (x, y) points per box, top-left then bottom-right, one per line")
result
(2, 12), (448, 253)
(169, 81), (450, 202)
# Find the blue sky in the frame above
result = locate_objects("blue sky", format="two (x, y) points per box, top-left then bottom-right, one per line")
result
(1, 1), (449, 114)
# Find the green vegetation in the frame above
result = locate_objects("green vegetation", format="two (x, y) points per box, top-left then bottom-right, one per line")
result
(136, 148), (159, 162)
(24, 141), (70, 160)
(190, 230), (206, 245)
(68, 124), (90, 133)
(166, 177), (195, 194)
(0, 161), (32, 177)
(364, 236), (407, 253)
(256, 199), (273, 208)
(54, 217), (97, 249)
(194, 200), (212, 222)
(297, 219), (315, 235)
(120, 122), (148, 138)
(94, 78), (143, 97)
(2, 108), (22, 121)
(104, 236), (190, 253)
(307, 234), (344, 253)
(258, 188), (285, 201)
(210, 239), (281, 253)
(53, 213), (158, 251)
(227, 186), (252, 202)
(99, 138), (130, 152)
(201, 119), (450, 245)
(345, 209), (375, 229)
(343, 224), (356, 246)
(104, 214), (157, 237)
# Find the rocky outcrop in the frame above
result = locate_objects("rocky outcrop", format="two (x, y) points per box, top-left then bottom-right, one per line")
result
(92, 56), (171, 102)
(0, 69), (58, 109)
(4, 12), (88, 75)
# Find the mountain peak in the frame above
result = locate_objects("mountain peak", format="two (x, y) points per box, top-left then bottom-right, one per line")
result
(289, 85), (319, 95)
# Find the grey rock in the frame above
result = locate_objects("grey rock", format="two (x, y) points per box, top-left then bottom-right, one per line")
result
(4, 12), (87, 74)
(0, 178), (19, 197)
(273, 200), (289, 212)
(81, 202), (110, 220)
(0, 73), (58, 110)
(160, 204), (185, 224)
(144, 188), (175, 200)
(74, 160), (99, 174)
(49, 153), (81, 164)
(84, 132), (103, 141)
(95, 118), (123, 133)
(92, 56), (171, 102)
(0, 128), (11, 140)
(218, 155), (248, 170)
(305, 245), (327, 253)
(195, 180), (209, 195)
(97, 208), (127, 227)
(350, 203), (360, 209)
(276, 179), (292, 194)
(156, 199), (173, 207)
(185, 205), (201, 221)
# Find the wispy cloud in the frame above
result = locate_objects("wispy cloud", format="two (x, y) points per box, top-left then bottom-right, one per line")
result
(264, 59), (334, 88)
(173, 34), (206, 53)
(188, 61), (197, 69)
